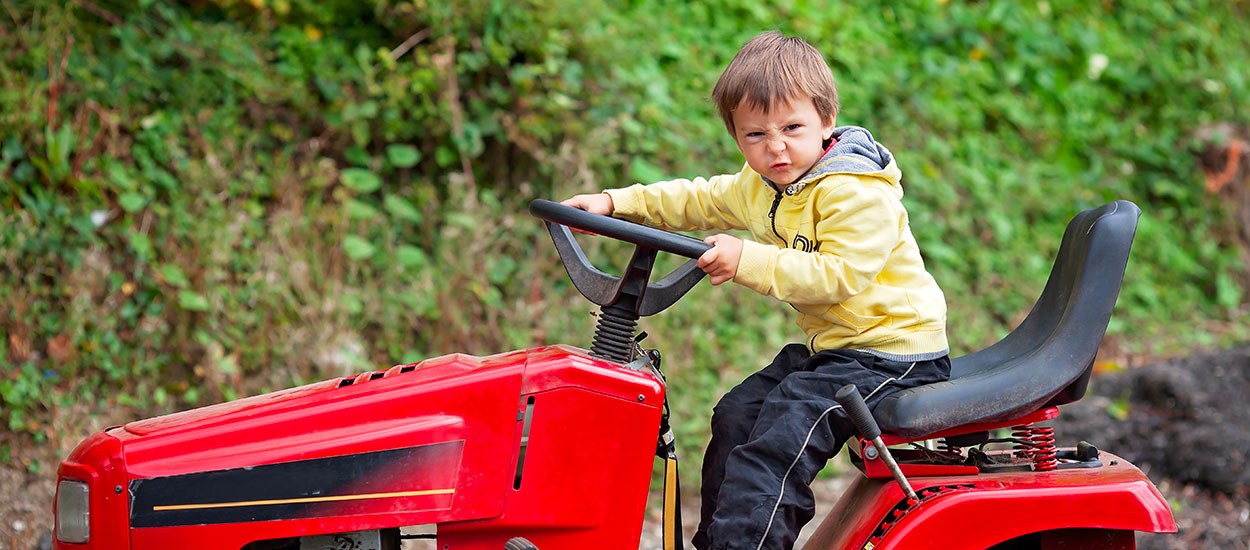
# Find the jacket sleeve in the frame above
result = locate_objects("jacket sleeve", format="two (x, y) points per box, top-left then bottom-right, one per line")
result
(603, 171), (749, 231)
(733, 182), (900, 305)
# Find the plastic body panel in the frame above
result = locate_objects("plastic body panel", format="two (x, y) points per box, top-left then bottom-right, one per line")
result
(53, 345), (663, 550)
(437, 347), (666, 549)
(803, 451), (1176, 550)
(55, 430), (131, 548)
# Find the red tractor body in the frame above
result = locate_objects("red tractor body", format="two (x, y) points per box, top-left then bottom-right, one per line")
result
(57, 346), (664, 550)
(54, 345), (1176, 550)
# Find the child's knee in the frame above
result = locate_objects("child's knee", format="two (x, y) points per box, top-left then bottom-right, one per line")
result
(714, 380), (761, 414)
(710, 394), (744, 426)
(769, 371), (828, 402)
(710, 391), (759, 438)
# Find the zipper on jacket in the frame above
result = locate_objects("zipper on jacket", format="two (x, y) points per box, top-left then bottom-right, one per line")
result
(767, 190), (785, 242)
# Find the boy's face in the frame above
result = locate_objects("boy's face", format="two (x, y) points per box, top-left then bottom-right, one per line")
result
(731, 95), (836, 186)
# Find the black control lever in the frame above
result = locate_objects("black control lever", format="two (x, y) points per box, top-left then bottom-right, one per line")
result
(835, 384), (919, 502)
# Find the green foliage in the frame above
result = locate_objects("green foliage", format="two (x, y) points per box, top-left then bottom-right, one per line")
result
(2, 1), (1249, 492)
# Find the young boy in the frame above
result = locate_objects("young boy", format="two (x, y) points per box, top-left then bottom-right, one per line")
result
(563, 31), (949, 550)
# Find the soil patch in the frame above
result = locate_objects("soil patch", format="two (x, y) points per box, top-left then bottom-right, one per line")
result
(1054, 345), (1250, 550)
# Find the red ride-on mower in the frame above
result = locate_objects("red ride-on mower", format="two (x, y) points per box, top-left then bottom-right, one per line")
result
(53, 199), (1175, 550)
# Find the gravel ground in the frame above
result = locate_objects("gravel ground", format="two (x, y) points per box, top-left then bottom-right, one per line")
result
(0, 443), (57, 550)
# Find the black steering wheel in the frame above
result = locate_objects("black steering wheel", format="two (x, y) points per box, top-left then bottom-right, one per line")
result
(528, 199), (711, 319)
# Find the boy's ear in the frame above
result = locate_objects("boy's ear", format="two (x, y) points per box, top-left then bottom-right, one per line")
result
(822, 114), (837, 140)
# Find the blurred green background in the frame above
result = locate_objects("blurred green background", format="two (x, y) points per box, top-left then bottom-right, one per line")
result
(2, 0), (1248, 486)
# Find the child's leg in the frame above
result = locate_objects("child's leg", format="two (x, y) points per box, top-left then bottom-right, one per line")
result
(705, 350), (950, 550)
(692, 344), (811, 550)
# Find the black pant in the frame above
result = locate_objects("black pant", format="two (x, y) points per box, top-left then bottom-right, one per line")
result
(692, 344), (951, 550)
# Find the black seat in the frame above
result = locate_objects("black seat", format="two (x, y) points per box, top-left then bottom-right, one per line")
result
(874, 200), (1141, 439)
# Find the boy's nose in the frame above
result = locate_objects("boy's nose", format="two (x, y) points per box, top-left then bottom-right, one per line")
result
(767, 139), (786, 154)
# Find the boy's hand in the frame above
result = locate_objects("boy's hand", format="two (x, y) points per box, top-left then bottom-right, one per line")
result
(559, 193), (615, 235)
(698, 234), (742, 285)
(560, 193), (615, 216)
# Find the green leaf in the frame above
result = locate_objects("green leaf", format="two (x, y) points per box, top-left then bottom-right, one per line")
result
(217, 354), (239, 375)
(435, 146), (457, 167)
(400, 349), (426, 364)
(384, 195), (422, 222)
(128, 231), (152, 260)
(160, 264), (190, 287)
(344, 146), (370, 167)
(1106, 398), (1130, 421)
(386, 144), (421, 168)
(345, 199), (380, 219)
(178, 290), (210, 312)
(1, 136), (22, 164)
(340, 168), (381, 193)
(118, 193), (147, 212)
(1215, 269), (1243, 310)
(488, 256), (517, 285)
(396, 245), (428, 269)
(343, 235), (377, 260)
(629, 157), (665, 184)
(397, 291), (438, 317)
(341, 290), (364, 315)
(447, 212), (476, 229)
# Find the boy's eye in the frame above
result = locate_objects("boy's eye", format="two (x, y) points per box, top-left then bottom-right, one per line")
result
(785, 124), (801, 132)
(746, 132), (764, 138)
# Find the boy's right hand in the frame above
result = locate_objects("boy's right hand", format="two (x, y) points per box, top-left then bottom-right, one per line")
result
(560, 193), (615, 235)
(560, 192), (615, 216)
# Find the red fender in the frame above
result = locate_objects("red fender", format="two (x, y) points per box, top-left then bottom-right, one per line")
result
(806, 452), (1176, 550)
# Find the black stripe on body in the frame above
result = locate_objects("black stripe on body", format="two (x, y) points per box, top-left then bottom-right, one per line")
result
(129, 441), (463, 528)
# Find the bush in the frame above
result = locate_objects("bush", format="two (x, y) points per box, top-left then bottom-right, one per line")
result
(2, 0), (1248, 482)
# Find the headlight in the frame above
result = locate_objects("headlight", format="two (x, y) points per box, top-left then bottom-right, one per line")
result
(56, 479), (90, 544)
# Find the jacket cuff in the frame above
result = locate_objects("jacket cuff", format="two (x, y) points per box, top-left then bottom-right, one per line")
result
(604, 187), (643, 222)
(733, 239), (777, 294)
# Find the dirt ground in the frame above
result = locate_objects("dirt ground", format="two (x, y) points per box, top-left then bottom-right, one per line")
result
(1053, 345), (1250, 550)
(4, 347), (1248, 550)
(0, 441), (57, 550)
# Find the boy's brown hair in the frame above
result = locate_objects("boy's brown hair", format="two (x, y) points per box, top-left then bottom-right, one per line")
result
(712, 31), (840, 136)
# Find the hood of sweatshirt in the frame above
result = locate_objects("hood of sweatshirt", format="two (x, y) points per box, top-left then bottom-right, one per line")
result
(762, 125), (903, 198)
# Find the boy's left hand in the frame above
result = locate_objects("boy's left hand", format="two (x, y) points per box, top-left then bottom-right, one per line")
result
(698, 234), (742, 285)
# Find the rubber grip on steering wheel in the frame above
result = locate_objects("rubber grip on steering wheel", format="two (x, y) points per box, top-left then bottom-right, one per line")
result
(529, 199), (711, 259)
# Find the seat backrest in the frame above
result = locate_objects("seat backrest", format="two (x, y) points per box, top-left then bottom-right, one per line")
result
(873, 200), (1141, 439)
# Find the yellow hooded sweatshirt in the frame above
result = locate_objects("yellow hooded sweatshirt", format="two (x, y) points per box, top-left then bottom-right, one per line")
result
(605, 126), (948, 360)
